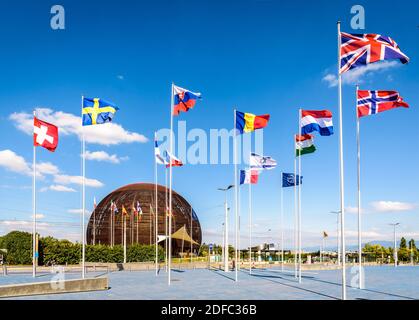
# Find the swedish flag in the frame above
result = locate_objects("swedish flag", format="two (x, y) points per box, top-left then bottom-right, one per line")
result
(82, 97), (119, 126)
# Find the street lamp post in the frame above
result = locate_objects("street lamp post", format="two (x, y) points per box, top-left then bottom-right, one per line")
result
(390, 223), (400, 268)
(218, 185), (234, 273)
(330, 211), (341, 265)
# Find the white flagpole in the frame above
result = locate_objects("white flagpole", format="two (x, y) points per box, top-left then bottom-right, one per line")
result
(168, 83), (174, 285)
(165, 167), (168, 272)
(109, 202), (111, 247)
(298, 109), (302, 284)
(356, 84), (364, 289)
(123, 214), (127, 263)
(224, 190), (229, 272)
(190, 205), (193, 264)
(81, 96), (86, 279)
(337, 21), (347, 300)
(32, 110), (37, 278)
(238, 184), (241, 272)
(155, 132), (159, 276)
(149, 209), (152, 245)
(110, 201), (113, 248)
(93, 197), (96, 245)
(280, 179), (284, 272)
(249, 174), (252, 275)
(293, 155), (297, 278)
(234, 109), (239, 282)
(112, 204), (115, 247)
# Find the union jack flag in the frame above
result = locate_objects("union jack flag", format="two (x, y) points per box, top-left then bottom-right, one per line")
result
(340, 32), (409, 74)
(357, 90), (409, 118)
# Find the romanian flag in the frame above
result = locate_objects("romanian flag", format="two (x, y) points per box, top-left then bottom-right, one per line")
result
(235, 111), (270, 134)
(173, 85), (202, 116)
(296, 134), (316, 157)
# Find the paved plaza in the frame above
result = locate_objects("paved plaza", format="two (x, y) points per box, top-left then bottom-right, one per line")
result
(1, 265), (418, 300)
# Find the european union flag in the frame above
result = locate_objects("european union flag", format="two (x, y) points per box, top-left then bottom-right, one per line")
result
(282, 173), (302, 188)
(82, 97), (119, 126)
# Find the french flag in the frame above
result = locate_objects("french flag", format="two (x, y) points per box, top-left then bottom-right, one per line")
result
(173, 84), (202, 116)
(240, 169), (259, 185)
(301, 110), (333, 136)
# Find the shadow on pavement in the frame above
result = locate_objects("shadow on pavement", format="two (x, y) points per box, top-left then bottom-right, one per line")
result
(258, 268), (417, 300)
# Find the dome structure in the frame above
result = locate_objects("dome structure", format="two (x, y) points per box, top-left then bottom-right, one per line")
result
(86, 183), (202, 256)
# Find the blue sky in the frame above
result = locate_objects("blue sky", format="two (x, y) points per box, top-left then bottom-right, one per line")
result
(0, 0), (418, 249)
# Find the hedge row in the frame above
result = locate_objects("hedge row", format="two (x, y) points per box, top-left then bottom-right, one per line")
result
(0, 231), (165, 265)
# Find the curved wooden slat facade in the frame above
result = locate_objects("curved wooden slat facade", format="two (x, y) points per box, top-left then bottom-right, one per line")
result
(86, 183), (202, 255)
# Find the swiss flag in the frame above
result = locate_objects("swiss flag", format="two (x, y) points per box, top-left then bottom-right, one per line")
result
(34, 117), (59, 152)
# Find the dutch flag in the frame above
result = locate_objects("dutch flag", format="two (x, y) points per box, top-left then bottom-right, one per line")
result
(301, 110), (334, 136)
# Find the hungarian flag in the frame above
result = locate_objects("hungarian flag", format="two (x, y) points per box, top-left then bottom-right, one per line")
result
(295, 134), (316, 157)
(34, 117), (58, 152)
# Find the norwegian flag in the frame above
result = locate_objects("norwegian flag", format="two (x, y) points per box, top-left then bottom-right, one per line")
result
(33, 117), (58, 152)
(357, 90), (409, 118)
(340, 32), (409, 74)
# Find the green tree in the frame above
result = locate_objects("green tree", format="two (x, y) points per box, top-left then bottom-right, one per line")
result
(400, 237), (407, 249)
(0, 231), (32, 265)
(126, 244), (164, 262)
(408, 239), (416, 250)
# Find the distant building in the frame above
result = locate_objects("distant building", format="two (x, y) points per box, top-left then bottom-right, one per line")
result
(86, 183), (202, 256)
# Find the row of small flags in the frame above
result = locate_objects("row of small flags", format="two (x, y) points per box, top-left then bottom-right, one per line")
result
(32, 29), (411, 213)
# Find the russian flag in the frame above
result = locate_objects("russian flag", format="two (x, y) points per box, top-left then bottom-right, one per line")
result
(173, 84), (202, 116)
(301, 110), (333, 136)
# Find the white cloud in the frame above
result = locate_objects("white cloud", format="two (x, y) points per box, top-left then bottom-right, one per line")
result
(54, 174), (104, 188)
(40, 184), (77, 192)
(9, 108), (148, 146)
(0, 150), (32, 176)
(0, 149), (103, 188)
(0, 220), (81, 242)
(36, 162), (60, 175)
(67, 209), (90, 215)
(370, 201), (417, 213)
(345, 206), (366, 214)
(31, 214), (45, 219)
(322, 61), (399, 88)
(0, 150), (62, 180)
(345, 230), (382, 239)
(0, 220), (50, 231)
(84, 150), (128, 164)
